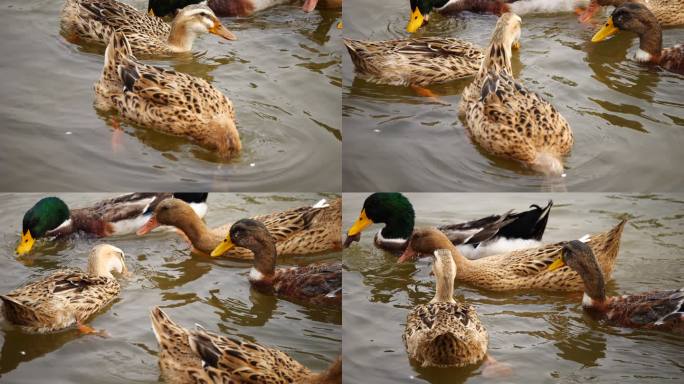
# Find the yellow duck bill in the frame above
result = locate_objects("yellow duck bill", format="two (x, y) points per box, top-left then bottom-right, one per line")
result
(592, 17), (619, 42)
(406, 7), (425, 33)
(347, 209), (374, 236)
(211, 237), (235, 257)
(16, 230), (35, 255)
(547, 257), (566, 271)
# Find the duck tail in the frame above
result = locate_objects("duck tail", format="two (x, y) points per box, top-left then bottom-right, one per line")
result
(425, 332), (466, 367)
(588, 219), (627, 279)
(531, 152), (564, 177)
(500, 200), (553, 241)
(1, 295), (36, 326)
(149, 306), (185, 346)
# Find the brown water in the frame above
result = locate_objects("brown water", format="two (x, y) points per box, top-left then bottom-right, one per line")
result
(0, 1), (341, 191)
(342, 0), (684, 192)
(343, 193), (684, 383)
(0, 193), (341, 382)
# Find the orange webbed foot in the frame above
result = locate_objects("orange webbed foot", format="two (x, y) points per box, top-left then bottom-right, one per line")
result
(482, 355), (513, 379)
(77, 321), (110, 337)
(110, 116), (123, 152)
(577, 2), (600, 23)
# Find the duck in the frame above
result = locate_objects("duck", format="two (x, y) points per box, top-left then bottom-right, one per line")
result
(210, 219), (342, 307)
(397, 220), (627, 292)
(147, 0), (340, 17)
(343, 37), (484, 86)
(591, 3), (684, 75)
(403, 249), (488, 367)
(578, 0), (684, 26)
(459, 13), (574, 176)
(150, 307), (342, 383)
(407, 0), (591, 32)
(548, 240), (684, 333)
(1, 244), (126, 334)
(95, 32), (241, 158)
(16, 193), (208, 255)
(61, 0), (236, 55)
(137, 197), (342, 258)
(344, 192), (553, 260)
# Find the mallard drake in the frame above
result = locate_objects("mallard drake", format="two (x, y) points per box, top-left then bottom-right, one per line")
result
(406, 0), (591, 32)
(397, 220), (627, 292)
(137, 197), (342, 258)
(548, 240), (684, 333)
(343, 37), (484, 86)
(95, 32), (241, 158)
(459, 13), (574, 176)
(210, 219), (342, 307)
(591, 3), (684, 75)
(1, 244), (126, 334)
(147, 0), (339, 17)
(16, 193), (208, 255)
(150, 307), (342, 383)
(344, 193), (552, 260)
(61, 0), (236, 55)
(578, 0), (684, 26)
(403, 249), (488, 367)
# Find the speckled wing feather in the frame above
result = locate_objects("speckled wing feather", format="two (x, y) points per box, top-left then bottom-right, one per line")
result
(468, 69), (573, 163)
(61, 0), (172, 54)
(273, 261), (342, 306)
(607, 289), (684, 328)
(150, 307), (313, 383)
(660, 45), (684, 74)
(1, 269), (120, 333)
(344, 37), (483, 86)
(403, 302), (487, 367)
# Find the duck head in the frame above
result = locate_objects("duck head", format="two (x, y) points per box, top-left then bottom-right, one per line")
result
(17, 197), (70, 255)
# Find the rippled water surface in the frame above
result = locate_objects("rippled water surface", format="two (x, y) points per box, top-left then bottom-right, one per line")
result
(0, 1), (341, 191)
(342, 0), (684, 191)
(343, 193), (684, 383)
(0, 193), (341, 382)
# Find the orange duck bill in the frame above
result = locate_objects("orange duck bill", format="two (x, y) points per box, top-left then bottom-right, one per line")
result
(137, 216), (160, 235)
(397, 244), (419, 263)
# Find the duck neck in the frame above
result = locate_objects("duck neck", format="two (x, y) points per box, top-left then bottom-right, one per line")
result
(167, 22), (196, 52)
(175, 215), (222, 253)
(430, 270), (456, 304)
(380, 216), (414, 242)
(581, 266), (607, 306)
(636, 22), (663, 61)
(250, 240), (277, 282)
(479, 31), (514, 78)
(445, 242), (472, 276)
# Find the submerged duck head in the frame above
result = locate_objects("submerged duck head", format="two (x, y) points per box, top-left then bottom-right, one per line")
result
(397, 227), (452, 263)
(137, 198), (196, 235)
(17, 197), (70, 255)
(87, 244), (128, 279)
(345, 193), (415, 243)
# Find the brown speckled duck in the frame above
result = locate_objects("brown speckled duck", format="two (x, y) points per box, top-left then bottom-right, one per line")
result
(343, 37), (484, 86)
(95, 32), (241, 158)
(403, 249), (488, 367)
(578, 0), (684, 26)
(211, 219), (342, 307)
(592, 3), (684, 75)
(150, 307), (342, 383)
(459, 13), (574, 176)
(398, 220), (627, 292)
(1, 244), (126, 334)
(137, 197), (342, 258)
(61, 0), (236, 55)
(16, 193), (208, 255)
(548, 240), (684, 334)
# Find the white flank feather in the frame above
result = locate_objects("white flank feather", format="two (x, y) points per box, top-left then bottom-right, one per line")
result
(312, 199), (329, 209)
(510, 0), (590, 14)
(458, 238), (542, 260)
